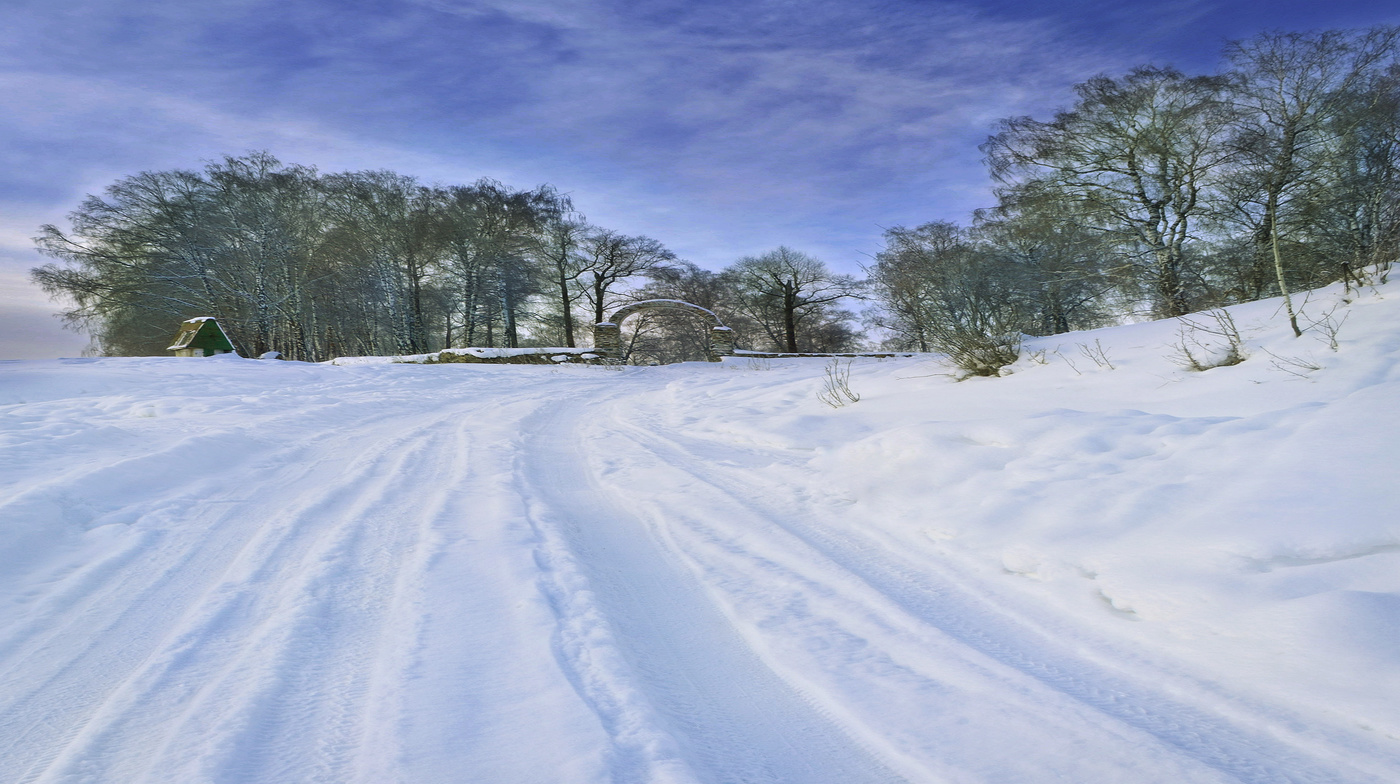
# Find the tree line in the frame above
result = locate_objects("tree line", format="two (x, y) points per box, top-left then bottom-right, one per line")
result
(34, 28), (1400, 367)
(33, 151), (861, 362)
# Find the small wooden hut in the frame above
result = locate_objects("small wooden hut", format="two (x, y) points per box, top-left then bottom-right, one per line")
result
(168, 317), (236, 357)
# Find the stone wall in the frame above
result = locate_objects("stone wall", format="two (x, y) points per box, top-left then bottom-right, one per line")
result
(403, 348), (608, 365)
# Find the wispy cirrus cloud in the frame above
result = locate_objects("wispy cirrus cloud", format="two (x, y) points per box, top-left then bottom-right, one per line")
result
(4, 0), (1138, 270)
(408, 1), (1118, 195)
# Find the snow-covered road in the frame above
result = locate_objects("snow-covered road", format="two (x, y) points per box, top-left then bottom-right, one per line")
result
(3, 285), (1399, 783)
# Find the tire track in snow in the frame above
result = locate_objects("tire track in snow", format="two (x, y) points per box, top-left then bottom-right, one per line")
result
(0, 433), (309, 782)
(18, 421), (437, 782)
(181, 415), (461, 784)
(2, 390), (478, 783)
(518, 397), (909, 784)
(605, 403), (1400, 784)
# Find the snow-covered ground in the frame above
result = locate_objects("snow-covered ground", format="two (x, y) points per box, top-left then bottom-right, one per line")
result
(2, 281), (1398, 783)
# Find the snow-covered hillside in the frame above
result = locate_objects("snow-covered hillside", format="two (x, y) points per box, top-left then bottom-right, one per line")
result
(2, 281), (1398, 783)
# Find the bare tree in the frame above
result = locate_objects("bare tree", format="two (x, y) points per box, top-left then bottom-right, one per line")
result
(321, 170), (445, 354)
(724, 246), (862, 352)
(202, 154), (329, 359)
(34, 154), (334, 359)
(436, 181), (557, 348)
(1307, 68), (1400, 285)
(864, 222), (964, 352)
(32, 154), (666, 360)
(34, 167), (230, 356)
(577, 230), (677, 326)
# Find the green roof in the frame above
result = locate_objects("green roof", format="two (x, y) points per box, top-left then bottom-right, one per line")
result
(168, 317), (235, 352)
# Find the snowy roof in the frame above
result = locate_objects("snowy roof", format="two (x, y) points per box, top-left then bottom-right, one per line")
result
(631, 298), (718, 315)
(604, 299), (725, 326)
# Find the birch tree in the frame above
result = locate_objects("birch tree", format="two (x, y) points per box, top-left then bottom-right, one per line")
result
(1221, 27), (1400, 334)
(984, 67), (1236, 317)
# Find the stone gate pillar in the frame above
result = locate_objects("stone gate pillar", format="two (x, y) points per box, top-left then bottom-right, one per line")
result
(593, 322), (622, 362)
(709, 326), (734, 361)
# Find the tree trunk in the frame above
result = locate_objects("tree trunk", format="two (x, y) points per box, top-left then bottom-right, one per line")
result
(1267, 198), (1304, 337)
(502, 283), (518, 348)
(557, 267), (576, 347)
(783, 281), (798, 352)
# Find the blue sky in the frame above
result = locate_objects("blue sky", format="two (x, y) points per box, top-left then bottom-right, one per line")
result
(3, 0), (1397, 357)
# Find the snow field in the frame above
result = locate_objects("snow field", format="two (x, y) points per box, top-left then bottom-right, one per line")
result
(1, 280), (1398, 782)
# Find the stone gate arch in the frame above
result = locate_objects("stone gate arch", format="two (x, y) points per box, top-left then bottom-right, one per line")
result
(593, 299), (734, 362)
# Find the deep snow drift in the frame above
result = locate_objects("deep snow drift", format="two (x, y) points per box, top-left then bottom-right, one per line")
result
(2, 281), (1398, 783)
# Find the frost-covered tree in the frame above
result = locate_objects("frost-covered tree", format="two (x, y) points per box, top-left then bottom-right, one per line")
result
(984, 67), (1236, 318)
(34, 154), (333, 359)
(1219, 27), (1400, 334)
(32, 154), (623, 359)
